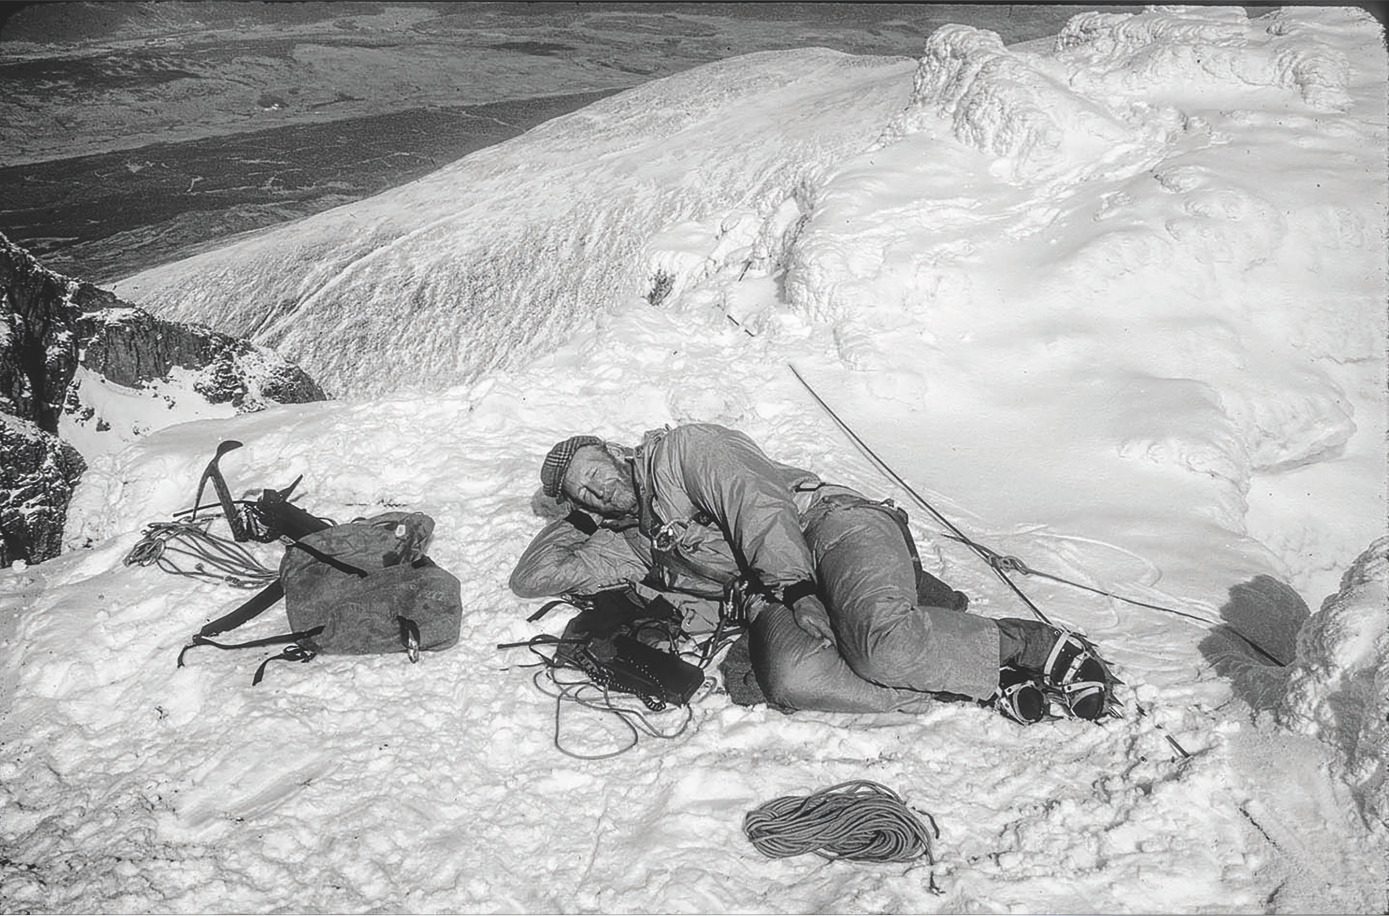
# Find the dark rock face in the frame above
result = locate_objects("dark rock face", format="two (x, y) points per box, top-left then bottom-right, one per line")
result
(0, 235), (84, 434)
(78, 305), (326, 409)
(0, 231), (326, 565)
(0, 414), (86, 567)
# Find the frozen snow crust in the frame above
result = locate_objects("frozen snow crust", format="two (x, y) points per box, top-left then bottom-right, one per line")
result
(6, 6), (1387, 913)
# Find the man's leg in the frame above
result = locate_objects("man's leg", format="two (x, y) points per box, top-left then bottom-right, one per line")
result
(748, 602), (935, 713)
(805, 499), (1001, 701)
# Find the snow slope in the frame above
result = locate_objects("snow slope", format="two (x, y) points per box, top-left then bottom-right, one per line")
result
(5, 6), (1387, 913)
(112, 48), (921, 398)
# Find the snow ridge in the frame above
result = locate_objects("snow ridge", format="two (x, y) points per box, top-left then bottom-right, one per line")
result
(1056, 6), (1355, 111)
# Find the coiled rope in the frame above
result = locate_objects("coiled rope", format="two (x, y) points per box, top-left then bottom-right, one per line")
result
(123, 519), (278, 588)
(743, 780), (938, 864)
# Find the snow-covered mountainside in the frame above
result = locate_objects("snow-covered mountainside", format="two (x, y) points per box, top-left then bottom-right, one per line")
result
(4, 6), (1386, 913)
(114, 47), (921, 397)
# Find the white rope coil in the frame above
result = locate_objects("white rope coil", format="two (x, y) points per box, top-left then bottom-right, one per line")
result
(743, 780), (938, 863)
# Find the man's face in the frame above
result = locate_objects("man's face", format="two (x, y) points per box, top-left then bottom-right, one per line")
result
(562, 445), (638, 518)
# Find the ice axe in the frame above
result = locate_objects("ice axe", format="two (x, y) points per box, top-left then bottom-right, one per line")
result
(192, 440), (248, 541)
(189, 441), (330, 543)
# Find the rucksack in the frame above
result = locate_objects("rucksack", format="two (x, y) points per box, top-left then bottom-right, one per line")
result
(165, 442), (462, 684)
(177, 511), (462, 683)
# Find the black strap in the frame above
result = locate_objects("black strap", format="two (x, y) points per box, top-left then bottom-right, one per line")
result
(499, 633), (578, 652)
(528, 598), (574, 623)
(253, 642), (318, 685)
(566, 510), (599, 536)
(193, 580), (285, 642)
(286, 539), (370, 578)
(782, 579), (818, 607)
(177, 624), (324, 667)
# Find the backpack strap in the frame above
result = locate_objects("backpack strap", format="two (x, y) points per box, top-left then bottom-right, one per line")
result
(177, 622), (324, 668)
(253, 641), (319, 685)
(285, 539), (370, 577)
(177, 624), (325, 685)
(527, 598), (575, 623)
(176, 580), (286, 668)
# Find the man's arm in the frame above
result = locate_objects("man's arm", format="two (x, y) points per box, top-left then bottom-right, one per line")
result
(509, 513), (651, 599)
(659, 425), (817, 596)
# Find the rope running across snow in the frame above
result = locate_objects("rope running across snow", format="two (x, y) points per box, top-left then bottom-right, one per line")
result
(787, 364), (1288, 667)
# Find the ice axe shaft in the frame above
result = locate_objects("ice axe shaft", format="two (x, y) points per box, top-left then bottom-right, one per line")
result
(193, 440), (247, 541)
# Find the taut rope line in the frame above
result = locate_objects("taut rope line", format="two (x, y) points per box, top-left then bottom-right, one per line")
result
(787, 363), (1287, 667)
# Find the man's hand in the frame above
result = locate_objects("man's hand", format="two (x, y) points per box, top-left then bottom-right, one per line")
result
(564, 509), (599, 535)
(791, 594), (835, 648)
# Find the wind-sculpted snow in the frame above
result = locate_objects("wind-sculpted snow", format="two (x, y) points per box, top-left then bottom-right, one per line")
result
(780, 6), (1383, 594)
(1280, 537), (1389, 828)
(894, 24), (1147, 182)
(115, 49), (917, 396)
(1057, 7), (1354, 111)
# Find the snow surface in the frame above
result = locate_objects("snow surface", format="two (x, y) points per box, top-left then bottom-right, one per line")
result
(4, 6), (1387, 913)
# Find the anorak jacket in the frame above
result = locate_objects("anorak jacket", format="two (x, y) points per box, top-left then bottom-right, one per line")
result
(510, 424), (825, 601)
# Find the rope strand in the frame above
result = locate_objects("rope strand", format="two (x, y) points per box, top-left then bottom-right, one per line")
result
(789, 364), (1053, 626)
(123, 519), (277, 588)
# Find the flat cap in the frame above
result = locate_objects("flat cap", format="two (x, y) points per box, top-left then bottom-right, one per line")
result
(540, 435), (604, 499)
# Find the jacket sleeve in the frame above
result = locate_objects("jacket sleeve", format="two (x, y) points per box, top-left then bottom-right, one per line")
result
(661, 425), (816, 595)
(508, 516), (650, 599)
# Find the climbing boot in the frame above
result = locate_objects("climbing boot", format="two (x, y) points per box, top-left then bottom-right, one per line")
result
(1039, 631), (1116, 720)
(992, 666), (1049, 724)
(996, 618), (1118, 721)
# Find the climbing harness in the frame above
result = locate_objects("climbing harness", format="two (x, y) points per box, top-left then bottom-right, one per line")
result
(743, 780), (939, 864)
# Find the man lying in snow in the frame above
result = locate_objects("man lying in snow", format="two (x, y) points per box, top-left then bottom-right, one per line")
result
(510, 423), (1114, 723)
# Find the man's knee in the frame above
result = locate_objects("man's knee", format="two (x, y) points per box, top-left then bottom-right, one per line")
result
(840, 609), (934, 687)
(749, 605), (842, 711)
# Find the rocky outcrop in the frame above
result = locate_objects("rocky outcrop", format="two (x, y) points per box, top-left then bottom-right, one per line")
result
(0, 414), (86, 566)
(0, 232), (326, 566)
(77, 303), (327, 410)
(0, 234), (87, 433)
